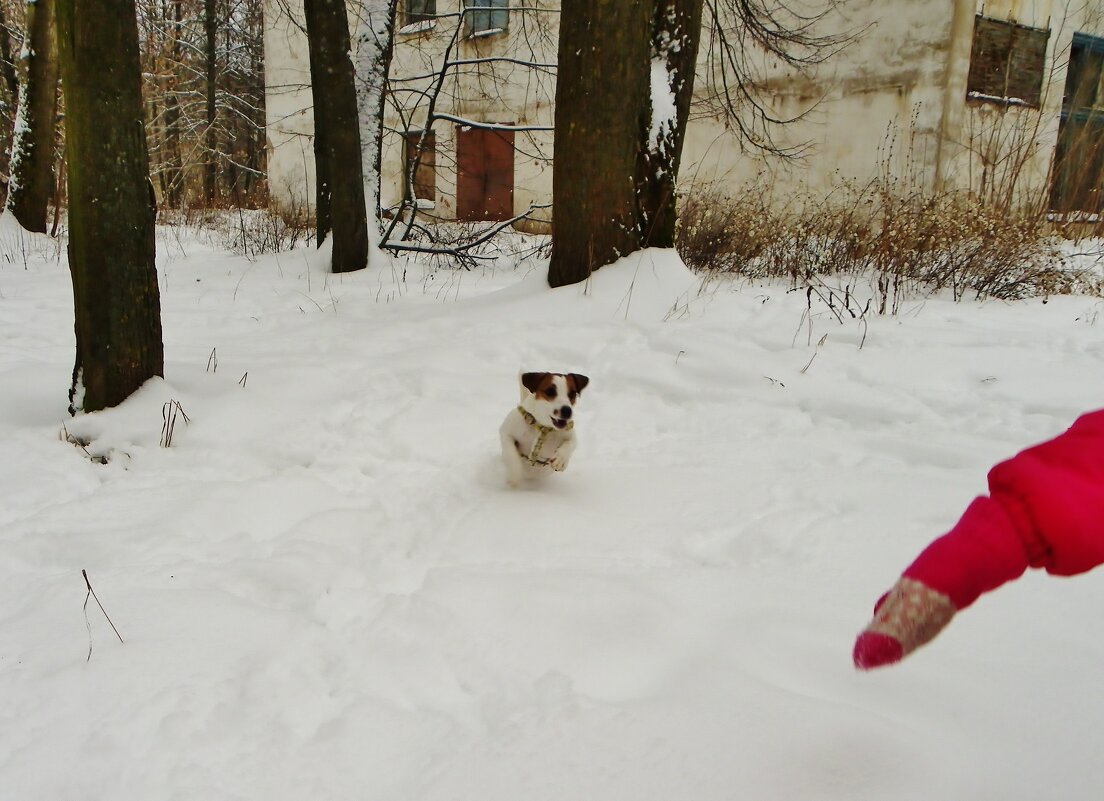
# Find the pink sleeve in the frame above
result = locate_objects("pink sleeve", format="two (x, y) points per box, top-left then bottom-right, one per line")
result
(987, 409), (1104, 577)
(901, 495), (1030, 609)
(899, 409), (1104, 609)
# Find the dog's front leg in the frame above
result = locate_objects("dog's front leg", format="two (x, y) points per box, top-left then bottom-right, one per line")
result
(500, 429), (526, 486)
(550, 438), (576, 472)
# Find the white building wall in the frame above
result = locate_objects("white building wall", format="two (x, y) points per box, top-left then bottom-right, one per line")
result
(263, 0), (1098, 218)
(263, 2), (316, 211)
(680, 0), (954, 201)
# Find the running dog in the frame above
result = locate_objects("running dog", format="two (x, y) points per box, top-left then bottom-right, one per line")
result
(500, 372), (589, 486)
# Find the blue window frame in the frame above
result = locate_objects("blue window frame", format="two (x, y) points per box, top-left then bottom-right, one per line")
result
(465, 0), (508, 37)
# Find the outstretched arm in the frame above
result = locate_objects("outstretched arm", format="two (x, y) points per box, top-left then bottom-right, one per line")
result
(853, 409), (1104, 670)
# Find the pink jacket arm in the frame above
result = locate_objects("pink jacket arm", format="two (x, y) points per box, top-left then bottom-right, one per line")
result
(901, 409), (1104, 609)
(987, 409), (1104, 577)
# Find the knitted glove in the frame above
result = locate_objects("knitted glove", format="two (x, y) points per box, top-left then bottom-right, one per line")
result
(853, 496), (1029, 669)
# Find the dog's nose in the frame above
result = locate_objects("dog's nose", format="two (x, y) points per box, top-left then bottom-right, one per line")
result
(560, 406), (572, 419)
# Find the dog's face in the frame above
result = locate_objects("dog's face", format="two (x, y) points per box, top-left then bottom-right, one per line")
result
(520, 372), (589, 430)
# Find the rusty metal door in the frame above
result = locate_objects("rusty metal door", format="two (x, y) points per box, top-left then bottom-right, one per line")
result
(456, 125), (514, 221)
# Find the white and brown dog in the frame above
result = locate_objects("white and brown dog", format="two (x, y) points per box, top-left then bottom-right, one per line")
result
(500, 372), (589, 486)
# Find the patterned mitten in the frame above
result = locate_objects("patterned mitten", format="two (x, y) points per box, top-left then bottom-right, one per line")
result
(855, 409), (1104, 670)
(853, 495), (1030, 669)
(852, 579), (957, 668)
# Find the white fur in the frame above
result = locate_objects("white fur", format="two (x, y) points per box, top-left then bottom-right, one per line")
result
(499, 372), (587, 487)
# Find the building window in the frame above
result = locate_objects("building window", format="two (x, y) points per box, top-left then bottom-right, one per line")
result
(464, 0), (508, 38)
(404, 130), (436, 203)
(1049, 33), (1104, 214)
(1064, 33), (1104, 111)
(405, 0), (435, 26)
(965, 16), (1049, 108)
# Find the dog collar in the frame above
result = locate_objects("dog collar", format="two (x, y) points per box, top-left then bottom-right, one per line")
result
(517, 406), (572, 466)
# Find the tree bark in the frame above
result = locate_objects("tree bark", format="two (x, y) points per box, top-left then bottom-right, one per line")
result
(163, 0), (184, 207)
(0, 3), (19, 207)
(0, 4), (17, 103)
(637, 0), (703, 248)
(57, 0), (163, 414)
(549, 0), (704, 288)
(204, 0), (218, 204)
(548, 0), (652, 288)
(7, 0), (60, 233)
(304, 0), (369, 272)
(354, 0), (398, 239)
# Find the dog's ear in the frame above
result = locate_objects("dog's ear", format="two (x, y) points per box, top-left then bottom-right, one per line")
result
(521, 372), (549, 395)
(567, 373), (590, 394)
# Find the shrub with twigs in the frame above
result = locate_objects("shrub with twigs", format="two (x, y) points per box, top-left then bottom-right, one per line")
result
(215, 202), (316, 259)
(676, 180), (1102, 310)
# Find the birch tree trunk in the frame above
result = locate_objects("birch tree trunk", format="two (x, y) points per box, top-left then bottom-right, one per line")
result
(354, 0), (398, 241)
(637, 0), (703, 248)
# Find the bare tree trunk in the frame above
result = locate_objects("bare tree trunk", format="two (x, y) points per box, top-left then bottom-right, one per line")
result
(204, 0), (218, 204)
(0, 5), (17, 102)
(0, 3), (20, 207)
(7, 0), (60, 233)
(163, 0), (183, 207)
(354, 0), (398, 237)
(548, 0), (651, 288)
(637, 0), (703, 248)
(58, 0), (163, 414)
(304, 0), (368, 272)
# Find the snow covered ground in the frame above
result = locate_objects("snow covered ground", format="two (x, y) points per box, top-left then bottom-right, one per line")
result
(2, 218), (1104, 800)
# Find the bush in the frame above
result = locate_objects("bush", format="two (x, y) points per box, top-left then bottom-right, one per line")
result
(675, 181), (1102, 311)
(216, 204), (315, 258)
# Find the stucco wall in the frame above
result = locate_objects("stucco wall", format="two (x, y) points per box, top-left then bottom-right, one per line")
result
(679, 0), (954, 202)
(263, 3), (316, 211)
(264, 0), (1096, 219)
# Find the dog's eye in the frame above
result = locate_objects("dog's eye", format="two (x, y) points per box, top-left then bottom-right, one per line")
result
(568, 391), (577, 403)
(544, 387), (557, 399)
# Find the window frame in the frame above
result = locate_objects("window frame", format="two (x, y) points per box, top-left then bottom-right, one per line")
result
(404, 0), (436, 26)
(464, 0), (509, 38)
(965, 15), (1050, 109)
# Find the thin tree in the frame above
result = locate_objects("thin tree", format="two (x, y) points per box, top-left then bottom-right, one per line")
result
(135, 0), (266, 209)
(162, 0), (184, 207)
(0, 2), (21, 208)
(303, 0), (369, 272)
(352, 0), (398, 239)
(57, 0), (164, 414)
(7, 0), (59, 232)
(638, 0), (703, 249)
(203, 0), (217, 203)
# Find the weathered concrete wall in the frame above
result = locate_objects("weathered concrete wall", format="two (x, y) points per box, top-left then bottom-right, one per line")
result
(263, 0), (1097, 219)
(263, 1), (315, 211)
(681, 0), (954, 203)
